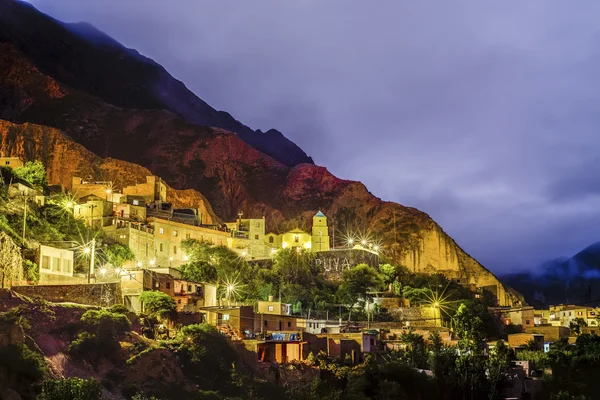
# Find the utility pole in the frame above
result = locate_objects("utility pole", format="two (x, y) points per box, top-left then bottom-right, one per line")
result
(87, 238), (96, 283)
(21, 193), (27, 244)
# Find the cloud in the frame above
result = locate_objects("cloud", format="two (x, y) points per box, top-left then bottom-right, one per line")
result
(28, 0), (600, 273)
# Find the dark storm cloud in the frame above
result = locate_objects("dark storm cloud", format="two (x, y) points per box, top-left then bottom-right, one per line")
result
(27, 0), (600, 272)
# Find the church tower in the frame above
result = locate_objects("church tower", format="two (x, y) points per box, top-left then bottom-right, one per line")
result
(311, 211), (330, 252)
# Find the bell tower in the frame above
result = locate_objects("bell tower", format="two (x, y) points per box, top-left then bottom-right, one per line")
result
(311, 211), (330, 252)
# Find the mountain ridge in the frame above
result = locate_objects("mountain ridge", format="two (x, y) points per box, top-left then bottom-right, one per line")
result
(0, 0), (313, 167)
(0, 0), (521, 306)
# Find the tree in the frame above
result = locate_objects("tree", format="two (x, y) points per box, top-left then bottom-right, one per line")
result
(140, 290), (177, 318)
(487, 340), (512, 400)
(570, 318), (588, 336)
(104, 243), (135, 268)
(399, 328), (427, 368)
(0, 231), (24, 288)
(336, 264), (383, 307)
(453, 303), (489, 399)
(14, 161), (47, 188)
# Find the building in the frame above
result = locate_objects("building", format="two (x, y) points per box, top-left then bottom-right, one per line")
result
(38, 245), (75, 283)
(508, 333), (544, 350)
(115, 221), (156, 265)
(202, 306), (255, 340)
(120, 268), (216, 313)
(73, 195), (114, 229)
(0, 156), (24, 169)
(264, 211), (331, 254)
(227, 217), (267, 258)
(297, 319), (343, 334)
(495, 306), (535, 329)
(71, 177), (113, 201)
(257, 297), (292, 316)
(311, 211), (330, 252)
(113, 196), (147, 222)
(549, 305), (599, 327)
(525, 325), (570, 342)
(150, 217), (230, 266)
(122, 176), (167, 203)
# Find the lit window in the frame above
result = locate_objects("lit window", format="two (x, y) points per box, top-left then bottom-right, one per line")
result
(255, 222), (261, 228)
(173, 230), (178, 237)
(159, 243), (163, 252)
(223, 314), (230, 321)
(254, 234), (259, 240)
(268, 306), (274, 312)
(294, 235), (299, 243)
(159, 228), (164, 234)
(133, 199), (139, 205)
(173, 246), (177, 254)
(269, 236), (274, 244)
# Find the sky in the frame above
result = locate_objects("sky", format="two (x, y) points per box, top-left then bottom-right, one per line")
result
(27, 0), (600, 274)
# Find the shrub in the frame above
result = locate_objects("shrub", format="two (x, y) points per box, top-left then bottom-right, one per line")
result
(139, 291), (177, 317)
(81, 309), (131, 337)
(0, 343), (46, 382)
(109, 304), (129, 315)
(39, 378), (103, 400)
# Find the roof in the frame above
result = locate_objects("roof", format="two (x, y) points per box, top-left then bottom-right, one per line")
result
(286, 228), (308, 234)
(314, 211), (326, 217)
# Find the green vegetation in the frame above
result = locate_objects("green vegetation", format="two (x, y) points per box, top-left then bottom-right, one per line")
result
(39, 378), (103, 400)
(139, 290), (177, 318)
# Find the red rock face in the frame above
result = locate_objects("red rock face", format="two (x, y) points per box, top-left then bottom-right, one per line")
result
(0, 42), (520, 305)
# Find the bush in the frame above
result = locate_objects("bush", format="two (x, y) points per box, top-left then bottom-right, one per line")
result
(81, 309), (131, 337)
(23, 259), (39, 282)
(139, 291), (177, 317)
(0, 343), (46, 381)
(39, 378), (103, 400)
(109, 304), (130, 315)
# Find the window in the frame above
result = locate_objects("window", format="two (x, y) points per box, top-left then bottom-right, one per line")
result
(63, 259), (72, 273)
(186, 233), (191, 239)
(264, 320), (268, 326)
(52, 257), (61, 272)
(287, 321), (291, 328)
(159, 228), (164, 234)
(173, 246), (177, 254)
(294, 235), (299, 243)
(268, 306), (274, 312)
(223, 314), (230, 321)
(4, 161), (8, 165)
(41, 256), (50, 270)
(177, 299), (181, 304)
(133, 199), (139, 205)
(269, 236), (274, 244)
(166, 282), (171, 289)
(188, 285), (192, 292)
(173, 230), (178, 237)
(254, 234), (259, 240)
(159, 243), (163, 252)
(255, 222), (261, 228)
(578, 311), (583, 316)
(318, 230), (322, 236)
(591, 312), (596, 316)
(525, 320), (530, 325)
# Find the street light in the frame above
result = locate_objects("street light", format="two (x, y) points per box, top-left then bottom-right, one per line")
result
(241, 251), (247, 257)
(100, 268), (107, 275)
(149, 259), (156, 266)
(137, 261), (142, 267)
(83, 247), (91, 254)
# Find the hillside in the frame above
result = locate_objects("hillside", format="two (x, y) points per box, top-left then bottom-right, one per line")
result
(0, 0), (520, 306)
(503, 242), (600, 307)
(0, 0), (312, 167)
(0, 119), (219, 223)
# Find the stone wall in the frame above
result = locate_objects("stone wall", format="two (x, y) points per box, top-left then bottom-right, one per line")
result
(11, 283), (122, 306)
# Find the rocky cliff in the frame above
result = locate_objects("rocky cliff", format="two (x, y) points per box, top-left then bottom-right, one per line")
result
(0, 120), (219, 223)
(0, 0), (520, 306)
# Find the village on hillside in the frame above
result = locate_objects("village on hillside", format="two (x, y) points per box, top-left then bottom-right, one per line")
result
(1, 156), (599, 399)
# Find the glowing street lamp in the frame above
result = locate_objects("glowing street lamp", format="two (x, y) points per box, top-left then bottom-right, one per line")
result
(136, 261), (142, 267)
(100, 268), (107, 275)
(183, 255), (189, 262)
(83, 247), (91, 254)
(149, 259), (156, 266)
(115, 268), (121, 274)
(241, 251), (247, 257)
(361, 240), (367, 246)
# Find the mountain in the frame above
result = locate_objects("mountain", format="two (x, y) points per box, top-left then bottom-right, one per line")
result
(502, 242), (600, 307)
(0, 0), (520, 306)
(0, 0), (312, 167)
